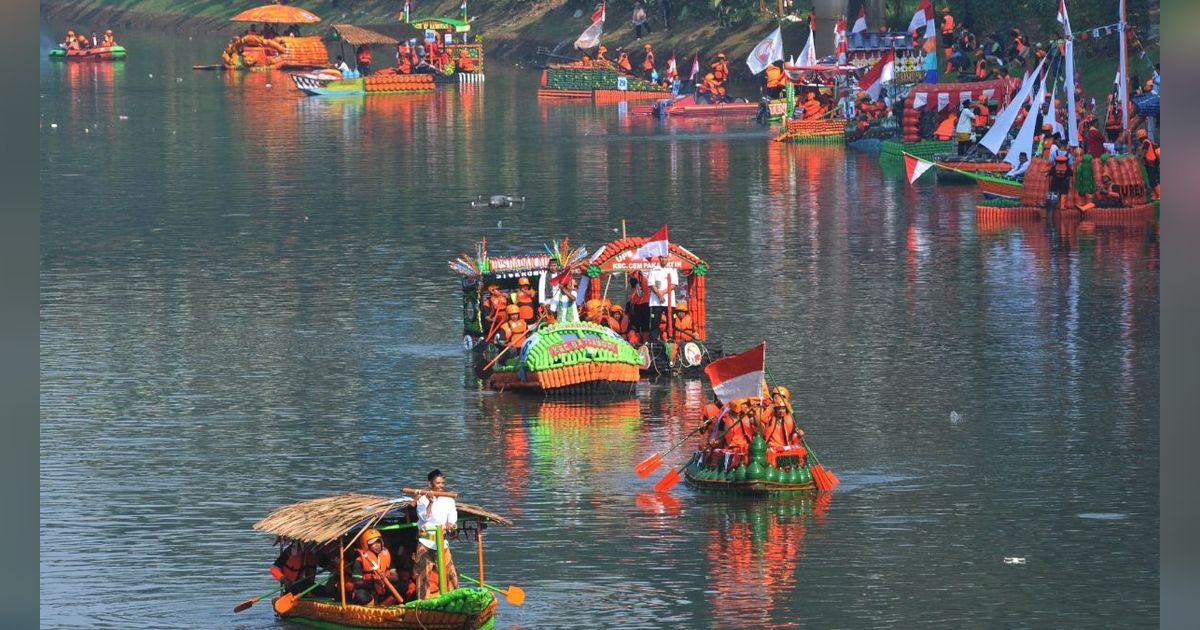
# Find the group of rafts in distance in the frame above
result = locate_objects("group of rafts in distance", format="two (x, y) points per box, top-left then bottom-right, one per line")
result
(243, 227), (839, 629)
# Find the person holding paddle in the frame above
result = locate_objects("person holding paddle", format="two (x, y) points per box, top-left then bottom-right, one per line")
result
(414, 469), (459, 599)
(349, 528), (403, 606)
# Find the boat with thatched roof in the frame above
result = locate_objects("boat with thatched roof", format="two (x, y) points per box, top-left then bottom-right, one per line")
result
(250, 492), (514, 629)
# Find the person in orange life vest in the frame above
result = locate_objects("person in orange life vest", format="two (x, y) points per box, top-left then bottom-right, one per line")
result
(272, 540), (318, 594)
(457, 48), (477, 72)
(765, 389), (803, 448)
(1136, 128), (1160, 199)
(1048, 153), (1073, 210)
(102, 29), (116, 47)
(941, 7), (956, 71)
(498, 305), (529, 353)
(668, 302), (696, 341)
(625, 271), (651, 335)
(801, 92), (823, 119)
(641, 43), (656, 81)
(696, 72), (717, 104)
(349, 528), (401, 606)
(602, 303), (628, 335)
(515, 276), (537, 322)
(615, 49), (633, 75)
(356, 44), (372, 74)
(413, 469), (459, 600)
(764, 62), (785, 99)
(1092, 174), (1124, 208)
(711, 401), (754, 454)
(933, 110), (957, 140)
(396, 41), (413, 73)
(711, 53), (729, 83)
(77, 34), (91, 50)
(583, 298), (605, 323)
(483, 284), (509, 337)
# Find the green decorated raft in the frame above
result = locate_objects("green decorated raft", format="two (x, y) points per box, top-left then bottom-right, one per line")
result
(537, 63), (670, 101)
(49, 45), (126, 61)
(684, 435), (818, 495)
(488, 321), (642, 396)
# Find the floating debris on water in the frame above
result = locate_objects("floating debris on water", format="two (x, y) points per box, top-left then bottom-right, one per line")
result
(1003, 557), (1026, 565)
(1077, 513), (1127, 521)
(950, 411), (961, 424)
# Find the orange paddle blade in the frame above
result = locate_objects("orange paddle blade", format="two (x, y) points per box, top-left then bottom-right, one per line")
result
(825, 468), (840, 488)
(812, 465), (832, 491)
(505, 585), (526, 606)
(654, 468), (682, 493)
(233, 598), (257, 613)
(273, 593), (297, 615)
(635, 452), (663, 477)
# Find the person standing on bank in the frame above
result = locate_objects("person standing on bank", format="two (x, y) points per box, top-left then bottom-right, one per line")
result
(414, 469), (458, 599)
(632, 3), (651, 40)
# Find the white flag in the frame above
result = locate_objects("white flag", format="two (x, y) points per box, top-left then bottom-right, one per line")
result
(913, 92), (928, 109)
(937, 92), (950, 111)
(747, 27), (784, 75)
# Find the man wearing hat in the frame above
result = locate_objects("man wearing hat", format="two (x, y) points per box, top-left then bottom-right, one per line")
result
(515, 276), (537, 323)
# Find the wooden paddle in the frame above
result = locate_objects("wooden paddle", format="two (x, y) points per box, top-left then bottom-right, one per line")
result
(635, 418), (712, 477)
(233, 584), (286, 613)
(459, 574), (526, 606)
(272, 573), (334, 615)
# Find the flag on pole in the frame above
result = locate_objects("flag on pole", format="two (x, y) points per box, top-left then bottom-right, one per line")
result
(633, 225), (670, 259)
(665, 53), (677, 80)
(1056, 0), (1072, 35)
(796, 21), (817, 67)
(746, 26), (784, 75)
(834, 16), (848, 64)
(904, 153), (936, 184)
(908, 0), (936, 40)
(689, 52), (700, 81)
(704, 342), (767, 403)
(852, 6), (868, 34)
(403, 0), (411, 22)
(861, 48), (894, 101)
(592, 2), (606, 23)
(575, 19), (604, 49)
(461, 0), (468, 19)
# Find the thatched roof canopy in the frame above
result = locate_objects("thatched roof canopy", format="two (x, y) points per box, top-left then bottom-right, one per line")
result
(330, 24), (399, 46)
(254, 493), (513, 544)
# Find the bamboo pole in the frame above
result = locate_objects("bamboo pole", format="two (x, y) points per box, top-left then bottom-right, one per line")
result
(339, 539), (346, 608)
(476, 526), (485, 586)
(435, 525), (448, 595)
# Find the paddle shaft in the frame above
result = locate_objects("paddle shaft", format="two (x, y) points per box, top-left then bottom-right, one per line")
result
(234, 584), (286, 612)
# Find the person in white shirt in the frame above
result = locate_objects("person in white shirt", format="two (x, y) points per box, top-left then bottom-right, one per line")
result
(413, 469), (459, 599)
(646, 255), (678, 341)
(955, 100), (976, 155)
(1006, 152), (1030, 178)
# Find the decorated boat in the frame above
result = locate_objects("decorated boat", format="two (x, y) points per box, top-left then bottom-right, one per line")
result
(292, 70), (435, 95)
(579, 234), (723, 375)
(486, 321), (642, 396)
(933, 154), (1013, 182)
(221, 4), (329, 70)
(247, 492), (515, 629)
(971, 154), (1155, 221)
(685, 435), (817, 494)
(537, 62), (670, 102)
(772, 64), (864, 144)
(880, 78), (1017, 161)
(629, 94), (761, 119)
(409, 17), (485, 82)
(48, 45), (126, 61)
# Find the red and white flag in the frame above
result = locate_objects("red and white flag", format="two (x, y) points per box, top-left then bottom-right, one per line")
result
(1056, 0), (1072, 35)
(592, 2), (606, 24)
(904, 153), (935, 184)
(861, 48), (894, 101)
(575, 19), (604, 49)
(665, 53), (678, 79)
(704, 342), (767, 403)
(689, 52), (700, 81)
(834, 16), (848, 64)
(852, 6), (868, 34)
(633, 225), (670, 259)
(908, 0), (936, 40)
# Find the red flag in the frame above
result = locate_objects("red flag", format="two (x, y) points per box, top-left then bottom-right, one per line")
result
(860, 48), (894, 100)
(904, 153), (935, 184)
(633, 225), (669, 259)
(704, 343), (766, 403)
(689, 52), (699, 81)
(908, 0), (935, 39)
(591, 2), (606, 23)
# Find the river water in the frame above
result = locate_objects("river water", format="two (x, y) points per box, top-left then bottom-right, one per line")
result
(40, 26), (1159, 629)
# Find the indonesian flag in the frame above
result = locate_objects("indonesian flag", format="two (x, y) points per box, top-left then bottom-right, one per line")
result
(861, 48), (894, 101)
(633, 225), (670, 259)
(704, 342), (767, 404)
(1056, 0), (1072, 35)
(852, 6), (868, 35)
(904, 153), (935, 184)
(592, 2), (606, 23)
(834, 16), (848, 64)
(575, 18), (604, 49)
(747, 26), (784, 75)
(665, 53), (678, 79)
(689, 52), (699, 81)
(908, 0), (936, 40)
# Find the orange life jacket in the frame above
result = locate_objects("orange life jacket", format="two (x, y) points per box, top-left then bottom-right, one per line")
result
(802, 98), (822, 119)
(273, 544), (317, 583)
(942, 15), (955, 35)
(517, 289), (536, 320)
(722, 413), (754, 452)
(765, 65), (784, 88)
(356, 547), (393, 597)
(357, 47), (371, 65)
(671, 313), (696, 341)
(712, 61), (729, 82)
(934, 113), (957, 140)
(975, 59), (988, 79)
(501, 319), (529, 349)
(618, 53), (632, 74)
(642, 50), (655, 71)
(458, 51), (476, 71)
(1142, 139), (1159, 165)
(1051, 162), (1070, 178)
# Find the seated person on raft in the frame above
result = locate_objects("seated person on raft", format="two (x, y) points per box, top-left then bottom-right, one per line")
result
(348, 527), (415, 606)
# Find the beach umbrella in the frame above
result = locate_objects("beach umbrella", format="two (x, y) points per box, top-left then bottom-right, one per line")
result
(229, 4), (322, 24)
